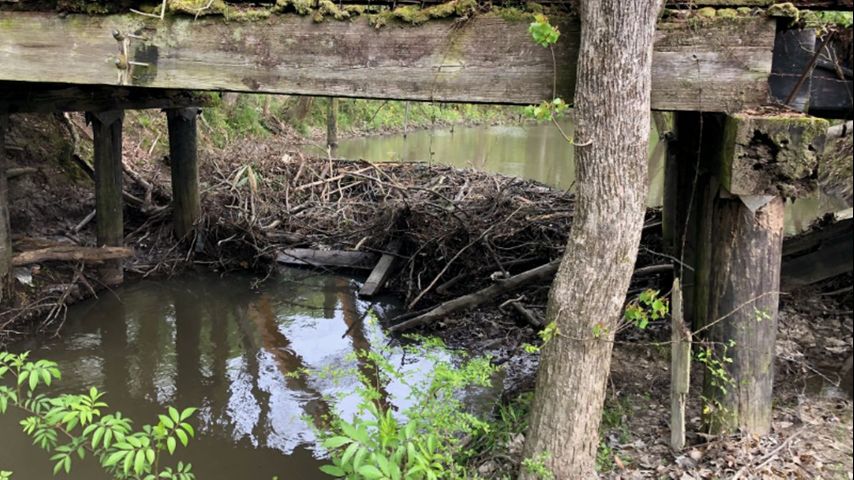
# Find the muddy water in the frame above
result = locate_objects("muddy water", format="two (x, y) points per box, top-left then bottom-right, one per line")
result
(0, 270), (447, 479)
(337, 120), (848, 234)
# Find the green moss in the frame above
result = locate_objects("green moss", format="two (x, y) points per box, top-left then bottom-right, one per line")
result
(766, 2), (799, 20)
(167, 0), (227, 16)
(696, 7), (717, 18)
(225, 7), (273, 22)
(717, 8), (738, 19)
(737, 7), (753, 15)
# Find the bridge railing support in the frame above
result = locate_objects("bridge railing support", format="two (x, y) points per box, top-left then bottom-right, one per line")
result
(87, 110), (125, 286)
(166, 108), (201, 240)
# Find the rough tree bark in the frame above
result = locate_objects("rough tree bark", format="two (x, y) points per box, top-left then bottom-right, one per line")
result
(519, 1), (663, 477)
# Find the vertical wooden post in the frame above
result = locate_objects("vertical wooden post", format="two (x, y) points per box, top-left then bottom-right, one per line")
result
(670, 278), (691, 451)
(87, 110), (125, 286)
(704, 195), (784, 435)
(0, 114), (11, 300)
(326, 97), (338, 149)
(166, 108), (201, 239)
(663, 112), (727, 329)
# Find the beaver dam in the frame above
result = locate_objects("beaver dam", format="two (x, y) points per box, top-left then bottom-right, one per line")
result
(1, 0), (853, 476)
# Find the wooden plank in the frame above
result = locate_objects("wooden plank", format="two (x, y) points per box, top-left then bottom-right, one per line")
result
(0, 12), (775, 111)
(359, 240), (401, 297)
(166, 107), (201, 239)
(276, 249), (377, 270)
(2, 1), (850, 11)
(782, 233), (854, 288)
(670, 278), (691, 451)
(0, 82), (209, 113)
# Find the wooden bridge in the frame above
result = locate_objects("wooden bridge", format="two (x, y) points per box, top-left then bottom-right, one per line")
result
(1, 0), (852, 436)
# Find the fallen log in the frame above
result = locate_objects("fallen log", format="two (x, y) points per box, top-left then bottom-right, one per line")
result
(276, 248), (377, 270)
(388, 259), (560, 333)
(12, 245), (134, 266)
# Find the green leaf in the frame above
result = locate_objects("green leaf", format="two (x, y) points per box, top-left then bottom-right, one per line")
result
(319, 465), (346, 477)
(323, 436), (353, 449)
(357, 465), (384, 479)
(175, 428), (189, 447)
(167, 436), (177, 455)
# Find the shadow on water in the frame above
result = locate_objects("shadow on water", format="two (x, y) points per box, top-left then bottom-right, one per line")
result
(0, 269), (442, 479)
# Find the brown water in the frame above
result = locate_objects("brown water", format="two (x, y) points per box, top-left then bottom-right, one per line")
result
(0, 270), (449, 479)
(337, 121), (849, 234)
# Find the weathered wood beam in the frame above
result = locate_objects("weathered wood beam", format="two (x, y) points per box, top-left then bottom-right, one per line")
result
(0, 82), (210, 114)
(166, 108), (201, 239)
(87, 110), (125, 286)
(719, 110), (828, 197)
(2, 1), (851, 11)
(0, 12), (775, 111)
(704, 195), (783, 435)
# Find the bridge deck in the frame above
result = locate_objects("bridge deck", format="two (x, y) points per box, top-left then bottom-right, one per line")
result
(0, 11), (776, 111)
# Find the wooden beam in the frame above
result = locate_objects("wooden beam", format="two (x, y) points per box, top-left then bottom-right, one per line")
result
(0, 12), (775, 111)
(87, 110), (125, 286)
(719, 111), (828, 197)
(2, 1), (851, 12)
(166, 108), (201, 239)
(704, 195), (784, 435)
(276, 249), (378, 270)
(0, 82), (209, 114)
(359, 240), (401, 297)
(0, 114), (10, 300)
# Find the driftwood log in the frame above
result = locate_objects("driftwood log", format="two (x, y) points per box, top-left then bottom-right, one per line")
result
(389, 260), (560, 333)
(12, 246), (134, 266)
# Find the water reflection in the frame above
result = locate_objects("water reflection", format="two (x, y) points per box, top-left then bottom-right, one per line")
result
(336, 120), (664, 206)
(336, 120), (848, 234)
(0, 270), (438, 479)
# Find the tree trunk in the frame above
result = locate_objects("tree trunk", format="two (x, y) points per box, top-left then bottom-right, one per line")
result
(327, 97), (339, 149)
(0, 114), (11, 301)
(519, 1), (662, 477)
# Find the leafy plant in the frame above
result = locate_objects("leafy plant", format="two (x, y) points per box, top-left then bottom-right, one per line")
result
(316, 334), (497, 479)
(528, 14), (560, 48)
(0, 351), (197, 480)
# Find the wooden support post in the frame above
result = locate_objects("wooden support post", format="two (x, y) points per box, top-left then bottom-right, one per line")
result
(0, 114), (11, 300)
(704, 195), (784, 435)
(87, 110), (125, 286)
(326, 97), (338, 149)
(670, 278), (691, 451)
(697, 110), (826, 435)
(663, 112), (727, 329)
(166, 108), (201, 239)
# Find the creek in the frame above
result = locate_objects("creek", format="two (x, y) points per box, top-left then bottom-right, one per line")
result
(0, 270), (454, 479)
(337, 120), (849, 235)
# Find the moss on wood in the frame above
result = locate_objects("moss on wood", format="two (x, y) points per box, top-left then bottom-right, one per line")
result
(720, 111), (829, 197)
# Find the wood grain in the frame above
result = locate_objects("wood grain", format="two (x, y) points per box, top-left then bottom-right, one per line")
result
(0, 12), (776, 111)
